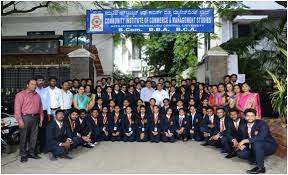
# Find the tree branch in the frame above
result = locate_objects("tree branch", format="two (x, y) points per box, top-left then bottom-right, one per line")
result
(2, 1), (15, 9)
(2, 1), (51, 16)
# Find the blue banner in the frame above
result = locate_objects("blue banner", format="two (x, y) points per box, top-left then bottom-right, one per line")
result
(86, 8), (214, 33)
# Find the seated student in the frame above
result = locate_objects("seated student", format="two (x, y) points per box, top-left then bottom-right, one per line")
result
(160, 98), (170, 115)
(187, 105), (204, 141)
(46, 110), (73, 161)
(87, 108), (102, 144)
(99, 106), (111, 141)
(223, 108), (246, 159)
(200, 106), (218, 146)
(110, 105), (122, 142)
(135, 99), (145, 114)
(149, 105), (162, 143)
(205, 108), (231, 153)
(78, 109), (95, 148)
(235, 109), (278, 174)
(173, 99), (185, 116)
(64, 109), (93, 149)
(168, 86), (179, 108)
(108, 100), (116, 114)
(175, 108), (190, 141)
(161, 108), (176, 143)
(136, 105), (150, 142)
(122, 106), (137, 142)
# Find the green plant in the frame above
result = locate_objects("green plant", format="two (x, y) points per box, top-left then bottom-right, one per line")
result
(266, 48), (287, 126)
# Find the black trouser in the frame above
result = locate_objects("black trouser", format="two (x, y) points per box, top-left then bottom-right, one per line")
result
(19, 115), (39, 157)
(37, 110), (48, 153)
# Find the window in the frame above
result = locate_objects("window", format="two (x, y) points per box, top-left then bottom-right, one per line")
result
(63, 30), (90, 46)
(27, 31), (55, 36)
(238, 24), (251, 38)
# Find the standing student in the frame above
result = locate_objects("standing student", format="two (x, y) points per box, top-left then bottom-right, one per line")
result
(60, 81), (74, 117)
(160, 98), (170, 115)
(47, 76), (62, 117)
(46, 110), (73, 161)
(15, 79), (44, 162)
(188, 105), (204, 141)
(35, 75), (51, 154)
(161, 108), (176, 143)
(235, 109), (277, 174)
(168, 86), (179, 108)
(149, 105), (162, 143)
(73, 86), (90, 111)
(122, 106), (137, 142)
(175, 108), (189, 141)
(110, 106), (122, 141)
(136, 105), (150, 142)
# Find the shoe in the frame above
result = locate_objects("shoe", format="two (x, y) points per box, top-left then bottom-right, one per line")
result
(89, 143), (96, 147)
(93, 142), (98, 145)
(20, 156), (28, 163)
(220, 150), (228, 154)
(247, 167), (266, 174)
(83, 144), (93, 148)
(48, 152), (57, 161)
(225, 153), (236, 158)
(249, 161), (257, 165)
(28, 154), (41, 159)
(183, 138), (188, 142)
(61, 154), (72, 159)
(201, 143), (209, 146)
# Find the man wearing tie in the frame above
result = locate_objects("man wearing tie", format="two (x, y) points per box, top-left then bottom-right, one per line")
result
(223, 108), (246, 158)
(46, 110), (73, 161)
(206, 108), (231, 153)
(236, 108), (278, 174)
(201, 107), (218, 146)
(175, 108), (189, 141)
(188, 105), (204, 141)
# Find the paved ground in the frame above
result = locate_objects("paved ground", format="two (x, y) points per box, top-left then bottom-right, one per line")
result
(1, 141), (286, 174)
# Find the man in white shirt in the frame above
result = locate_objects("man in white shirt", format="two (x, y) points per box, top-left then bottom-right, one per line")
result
(46, 77), (62, 118)
(140, 81), (155, 106)
(59, 81), (73, 117)
(152, 83), (169, 107)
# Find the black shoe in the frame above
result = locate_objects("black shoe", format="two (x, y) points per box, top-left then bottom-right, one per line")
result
(28, 154), (41, 159)
(201, 143), (209, 146)
(82, 144), (93, 148)
(20, 156), (28, 163)
(247, 167), (266, 174)
(225, 152), (236, 158)
(61, 154), (72, 159)
(48, 152), (57, 161)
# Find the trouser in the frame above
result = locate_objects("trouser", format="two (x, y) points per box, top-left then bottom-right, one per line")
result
(50, 107), (60, 119)
(71, 136), (83, 149)
(50, 146), (66, 157)
(19, 115), (39, 157)
(189, 130), (204, 141)
(91, 129), (102, 142)
(176, 129), (189, 140)
(161, 134), (176, 143)
(37, 110), (48, 153)
(123, 133), (136, 142)
(237, 141), (277, 168)
(101, 131), (110, 141)
(111, 133), (122, 142)
(150, 133), (160, 143)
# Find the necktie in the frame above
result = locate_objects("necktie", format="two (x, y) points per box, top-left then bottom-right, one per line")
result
(220, 120), (225, 132)
(59, 122), (63, 129)
(72, 121), (75, 130)
(180, 118), (183, 127)
(234, 121), (239, 131)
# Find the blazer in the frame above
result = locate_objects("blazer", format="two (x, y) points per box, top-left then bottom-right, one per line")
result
(161, 116), (176, 133)
(212, 116), (232, 136)
(86, 115), (103, 133)
(46, 121), (72, 149)
(225, 118), (247, 142)
(175, 115), (190, 130)
(121, 114), (137, 133)
(136, 115), (150, 134)
(149, 113), (163, 132)
(187, 112), (203, 131)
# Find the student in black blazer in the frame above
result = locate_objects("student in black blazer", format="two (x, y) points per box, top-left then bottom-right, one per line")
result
(206, 108), (231, 153)
(149, 105), (162, 143)
(136, 105), (150, 142)
(118, 85), (127, 109)
(173, 99), (185, 116)
(160, 98), (170, 115)
(223, 108), (246, 158)
(105, 86), (117, 105)
(146, 98), (156, 118)
(187, 105), (204, 141)
(110, 105), (122, 141)
(122, 106), (137, 142)
(77, 109), (94, 148)
(46, 110), (73, 160)
(235, 109), (278, 174)
(201, 107), (219, 146)
(161, 108), (176, 143)
(175, 108), (190, 141)
(168, 86), (179, 108)
(99, 106), (111, 141)
(86, 108), (102, 144)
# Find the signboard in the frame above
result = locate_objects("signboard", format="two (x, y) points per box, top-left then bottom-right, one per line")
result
(86, 8), (214, 33)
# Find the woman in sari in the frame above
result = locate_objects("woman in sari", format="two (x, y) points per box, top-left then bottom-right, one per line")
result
(73, 86), (90, 111)
(225, 83), (236, 110)
(236, 82), (261, 119)
(84, 85), (96, 111)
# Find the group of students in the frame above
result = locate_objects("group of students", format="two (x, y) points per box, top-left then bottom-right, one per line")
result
(15, 74), (277, 174)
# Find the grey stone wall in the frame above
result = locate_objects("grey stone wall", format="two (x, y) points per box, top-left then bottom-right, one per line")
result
(70, 57), (90, 79)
